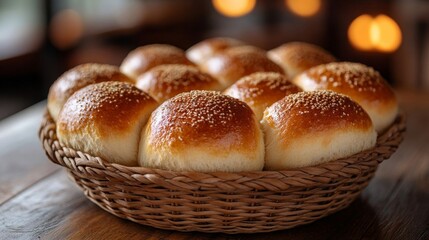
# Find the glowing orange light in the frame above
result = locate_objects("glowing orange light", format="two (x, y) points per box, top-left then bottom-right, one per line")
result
(285, 0), (321, 17)
(348, 14), (402, 53)
(372, 15), (402, 52)
(212, 0), (256, 17)
(348, 14), (374, 51)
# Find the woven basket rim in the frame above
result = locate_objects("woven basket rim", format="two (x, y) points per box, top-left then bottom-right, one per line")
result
(39, 109), (406, 190)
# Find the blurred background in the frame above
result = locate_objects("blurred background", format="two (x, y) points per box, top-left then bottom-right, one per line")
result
(0, 0), (427, 119)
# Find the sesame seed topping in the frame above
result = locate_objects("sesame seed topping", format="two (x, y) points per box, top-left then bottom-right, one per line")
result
(58, 81), (156, 133)
(307, 62), (386, 92)
(121, 44), (193, 78)
(49, 63), (133, 109)
(148, 90), (256, 147)
(204, 46), (284, 85)
(137, 64), (220, 102)
(269, 42), (336, 70)
(274, 91), (363, 116)
(266, 90), (372, 133)
(228, 72), (300, 100)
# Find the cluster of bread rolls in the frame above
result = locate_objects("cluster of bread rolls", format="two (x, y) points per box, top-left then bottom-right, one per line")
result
(48, 38), (398, 172)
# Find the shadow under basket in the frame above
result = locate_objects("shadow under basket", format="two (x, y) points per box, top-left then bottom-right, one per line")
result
(39, 110), (406, 234)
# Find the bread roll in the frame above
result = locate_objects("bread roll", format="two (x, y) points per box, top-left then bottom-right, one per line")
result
(261, 90), (376, 170)
(200, 46), (284, 88)
(57, 82), (158, 166)
(120, 44), (194, 79)
(224, 72), (301, 120)
(186, 37), (245, 65)
(139, 90), (264, 172)
(136, 64), (222, 103)
(293, 62), (398, 132)
(47, 63), (133, 121)
(268, 42), (336, 79)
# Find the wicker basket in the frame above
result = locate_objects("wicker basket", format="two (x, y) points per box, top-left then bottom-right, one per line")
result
(39, 110), (405, 234)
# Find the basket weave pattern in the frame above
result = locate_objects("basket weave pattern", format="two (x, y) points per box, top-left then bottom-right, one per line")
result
(39, 110), (405, 233)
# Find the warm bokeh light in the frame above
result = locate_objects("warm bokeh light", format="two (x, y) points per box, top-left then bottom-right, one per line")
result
(348, 14), (374, 51)
(285, 0), (321, 17)
(372, 15), (402, 52)
(348, 14), (402, 53)
(50, 9), (84, 50)
(212, 0), (256, 17)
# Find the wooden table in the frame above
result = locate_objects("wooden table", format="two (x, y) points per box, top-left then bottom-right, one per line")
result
(1, 90), (428, 240)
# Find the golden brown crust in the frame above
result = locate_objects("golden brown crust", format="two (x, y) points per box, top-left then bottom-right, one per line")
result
(269, 42), (336, 77)
(57, 82), (157, 137)
(302, 62), (396, 107)
(146, 90), (258, 151)
(186, 37), (245, 64)
(136, 64), (221, 102)
(202, 46), (284, 87)
(224, 72), (301, 110)
(264, 91), (373, 146)
(270, 42), (336, 69)
(189, 37), (245, 54)
(120, 44), (194, 78)
(48, 63), (133, 112)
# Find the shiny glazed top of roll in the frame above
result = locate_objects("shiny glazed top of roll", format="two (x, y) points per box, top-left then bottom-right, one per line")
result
(264, 91), (373, 141)
(268, 42), (336, 79)
(224, 72), (301, 120)
(186, 37), (245, 65)
(48, 63), (134, 121)
(201, 46), (284, 88)
(136, 64), (222, 103)
(293, 62), (398, 132)
(147, 90), (258, 149)
(120, 44), (194, 79)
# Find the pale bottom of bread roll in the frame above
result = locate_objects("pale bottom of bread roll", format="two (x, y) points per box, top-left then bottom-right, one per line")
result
(366, 104), (398, 133)
(139, 141), (265, 172)
(262, 124), (377, 170)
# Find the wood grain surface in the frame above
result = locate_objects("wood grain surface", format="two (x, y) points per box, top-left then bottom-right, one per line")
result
(0, 91), (428, 240)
